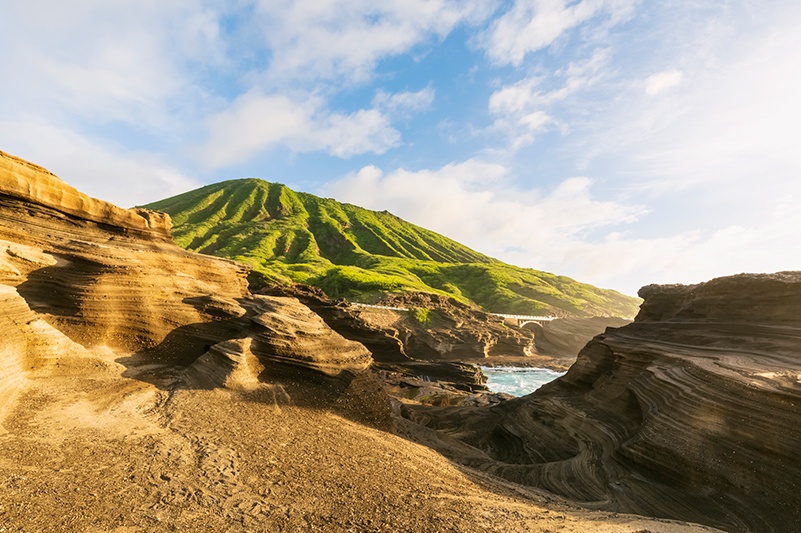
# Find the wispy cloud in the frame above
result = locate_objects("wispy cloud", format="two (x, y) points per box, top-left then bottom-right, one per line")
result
(0, 1), (223, 127)
(480, 0), (636, 66)
(372, 87), (436, 115)
(578, 3), (801, 197)
(644, 70), (683, 95)
(250, 0), (493, 84)
(198, 90), (418, 169)
(326, 160), (648, 291)
(488, 48), (611, 148)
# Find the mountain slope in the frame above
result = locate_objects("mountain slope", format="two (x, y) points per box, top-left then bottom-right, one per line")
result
(145, 179), (640, 317)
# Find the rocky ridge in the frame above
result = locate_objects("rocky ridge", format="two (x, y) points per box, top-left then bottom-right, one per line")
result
(402, 272), (801, 532)
(0, 150), (171, 240)
(0, 150), (717, 532)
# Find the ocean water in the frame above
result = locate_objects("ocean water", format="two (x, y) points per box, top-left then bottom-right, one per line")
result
(480, 366), (566, 397)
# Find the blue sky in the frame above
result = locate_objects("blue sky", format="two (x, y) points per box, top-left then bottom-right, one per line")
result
(2, 0), (800, 295)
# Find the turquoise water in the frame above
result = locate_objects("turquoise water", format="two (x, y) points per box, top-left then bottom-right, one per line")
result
(480, 366), (566, 397)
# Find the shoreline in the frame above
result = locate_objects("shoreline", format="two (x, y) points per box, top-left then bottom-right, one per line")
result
(442, 355), (575, 373)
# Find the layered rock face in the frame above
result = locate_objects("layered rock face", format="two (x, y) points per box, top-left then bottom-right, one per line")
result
(403, 273), (801, 532)
(0, 150), (371, 428)
(374, 292), (538, 359)
(0, 151), (172, 240)
(0, 151), (724, 533)
(526, 316), (632, 362)
(260, 284), (493, 402)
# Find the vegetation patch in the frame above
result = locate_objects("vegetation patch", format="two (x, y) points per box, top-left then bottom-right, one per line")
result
(411, 307), (432, 325)
(144, 179), (641, 317)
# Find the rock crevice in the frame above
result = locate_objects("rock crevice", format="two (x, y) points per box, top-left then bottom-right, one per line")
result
(404, 272), (801, 533)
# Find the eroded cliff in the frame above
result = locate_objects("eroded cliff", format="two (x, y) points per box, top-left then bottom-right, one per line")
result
(403, 272), (801, 532)
(0, 151), (716, 532)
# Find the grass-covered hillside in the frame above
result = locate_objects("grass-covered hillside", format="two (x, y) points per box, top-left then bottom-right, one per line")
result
(145, 179), (641, 317)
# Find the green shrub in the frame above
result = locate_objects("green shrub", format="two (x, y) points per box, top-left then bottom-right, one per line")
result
(411, 307), (431, 325)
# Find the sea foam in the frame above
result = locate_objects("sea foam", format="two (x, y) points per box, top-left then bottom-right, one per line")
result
(479, 366), (565, 397)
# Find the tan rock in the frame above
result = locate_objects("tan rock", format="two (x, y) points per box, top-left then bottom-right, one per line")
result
(404, 272), (801, 532)
(0, 150), (721, 533)
(0, 150), (171, 239)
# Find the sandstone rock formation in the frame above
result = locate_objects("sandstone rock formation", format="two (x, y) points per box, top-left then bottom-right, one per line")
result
(402, 272), (801, 532)
(1, 150), (719, 532)
(527, 316), (632, 365)
(0, 150), (171, 240)
(259, 283), (493, 404)
(0, 150), (370, 392)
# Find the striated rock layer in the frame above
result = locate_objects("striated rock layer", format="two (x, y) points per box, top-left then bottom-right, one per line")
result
(259, 284), (494, 402)
(0, 150), (371, 413)
(0, 150), (171, 240)
(403, 272), (801, 533)
(0, 150), (722, 532)
(377, 292), (538, 360)
(526, 316), (632, 362)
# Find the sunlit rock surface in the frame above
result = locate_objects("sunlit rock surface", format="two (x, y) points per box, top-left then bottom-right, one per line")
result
(403, 272), (801, 533)
(526, 316), (632, 359)
(0, 150), (371, 390)
(0, 150), (721, 532)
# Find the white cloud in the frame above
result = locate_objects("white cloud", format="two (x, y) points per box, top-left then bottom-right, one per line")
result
(0, 0), (224, 128)
(326, 160), (650, 291)
(373, 87), (436, 115)
(313, 109), (401, 158)
(489, 77), (544, 114)
(557, 204), (801, 296)
(582, 3), (801, 201)
(251, 0), (493, 83)
(644, 70), (683, 95)
(481, 0), (636, 66)
(199, 91), (401, 168)
(488, 3), (801, 292)
(488, 49), (611, 147)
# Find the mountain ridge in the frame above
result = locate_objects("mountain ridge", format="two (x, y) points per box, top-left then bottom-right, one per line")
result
(145, 178), (641, 318)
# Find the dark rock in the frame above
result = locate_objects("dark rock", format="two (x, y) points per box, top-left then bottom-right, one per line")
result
(525, 316), (632, 358)
(402, 272), (801, 533)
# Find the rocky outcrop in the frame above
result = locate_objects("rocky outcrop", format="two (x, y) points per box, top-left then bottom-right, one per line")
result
(180, 295), (373, 391)
(259, 282), (411, 363)
(246, 295), (371, 377)
(526, 316), (632, 359)
(402, 272), (801, 533)
(259, 283), (490, 403)
(0, 151), (372, 420)
(375, 292), (537, 359)
(0, 151), (724, 533)
(0, 151), (171, 239)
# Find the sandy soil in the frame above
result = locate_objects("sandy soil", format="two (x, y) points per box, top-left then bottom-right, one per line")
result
(0, 364), (722, 533)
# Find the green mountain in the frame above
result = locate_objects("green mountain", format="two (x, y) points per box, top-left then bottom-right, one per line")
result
(144, 179), (641, 317)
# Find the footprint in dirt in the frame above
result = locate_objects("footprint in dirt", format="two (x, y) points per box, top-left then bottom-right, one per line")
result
(192, 436), (273, 522)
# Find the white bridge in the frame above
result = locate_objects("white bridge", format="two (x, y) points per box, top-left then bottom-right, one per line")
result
(349, 303), (411, 312)
(491, 313), (556, 327)
(348, 303), (555, 326)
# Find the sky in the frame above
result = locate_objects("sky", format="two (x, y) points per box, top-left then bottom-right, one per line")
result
(1, 0), (799, 296)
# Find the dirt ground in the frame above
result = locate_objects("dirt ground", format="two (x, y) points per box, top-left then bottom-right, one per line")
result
(0, 365), (722, 533)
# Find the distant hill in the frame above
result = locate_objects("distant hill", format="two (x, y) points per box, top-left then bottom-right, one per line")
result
(145, 179), (640, 317)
